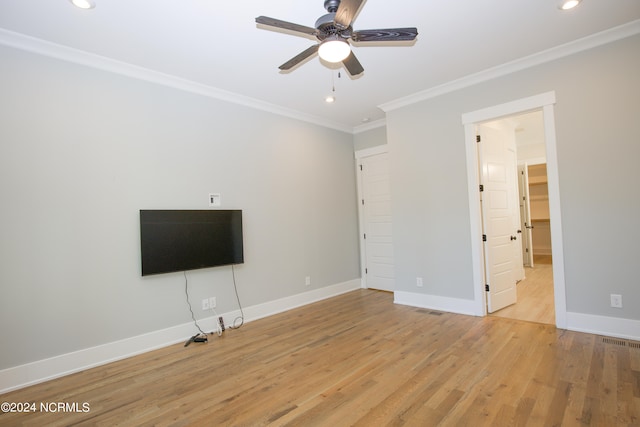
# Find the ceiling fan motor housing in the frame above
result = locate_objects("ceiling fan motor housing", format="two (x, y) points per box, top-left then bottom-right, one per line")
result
(315, 12), (352, 41)
(324, 0), (341, 13)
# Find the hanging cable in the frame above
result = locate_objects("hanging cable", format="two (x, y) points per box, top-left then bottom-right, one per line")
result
(184, 271), (206, 336)
(229, 264), (245, 329)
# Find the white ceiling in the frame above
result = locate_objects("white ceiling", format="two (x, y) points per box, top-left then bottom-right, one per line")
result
(1, 0), (639, 132)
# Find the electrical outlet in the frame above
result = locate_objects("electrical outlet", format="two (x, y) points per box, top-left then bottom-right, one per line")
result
(610, 294), (623, 308)
(209, 297), (216, 308)
(202, 298), (210, 311)
(208, 193), (221, 207)
(305, 276), (311, 286)
(417, 277), (423, 287)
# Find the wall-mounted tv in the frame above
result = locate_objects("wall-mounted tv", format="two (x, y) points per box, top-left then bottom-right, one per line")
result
(140, 210), (244, 276)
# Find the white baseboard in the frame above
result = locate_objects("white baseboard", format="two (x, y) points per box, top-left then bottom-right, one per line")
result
(394, 291), (480, 317)
(395, 292), (640, 343)
(566, 311), (640, 342)
(237, 279), (361, 323)
(0, 279), (361, 394)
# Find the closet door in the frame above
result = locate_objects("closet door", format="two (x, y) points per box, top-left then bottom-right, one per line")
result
(358, 152), (394, 292)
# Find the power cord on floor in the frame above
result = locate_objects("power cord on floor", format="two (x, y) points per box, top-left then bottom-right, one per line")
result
(183, 265), (244, 347)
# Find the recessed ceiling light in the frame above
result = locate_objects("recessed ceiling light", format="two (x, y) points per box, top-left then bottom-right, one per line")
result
(559, 0), (581, 10)
(70, 0), (96, 10)
(325, 95), (336, 103)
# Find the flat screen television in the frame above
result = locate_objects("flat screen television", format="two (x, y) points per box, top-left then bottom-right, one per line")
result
(140, 209), (244, 276)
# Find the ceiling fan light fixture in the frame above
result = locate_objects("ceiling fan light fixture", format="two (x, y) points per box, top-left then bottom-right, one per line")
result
(318, 38), (350, 63)
(559, 0), (581, 10)
(70, 0), (96, 9)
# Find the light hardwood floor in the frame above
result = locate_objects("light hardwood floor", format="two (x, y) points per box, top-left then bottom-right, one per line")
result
(491, 256), (555, 325)
(1, 289), (639, 426)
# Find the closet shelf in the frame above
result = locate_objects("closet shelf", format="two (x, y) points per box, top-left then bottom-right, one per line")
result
(528, 176), (548, 185)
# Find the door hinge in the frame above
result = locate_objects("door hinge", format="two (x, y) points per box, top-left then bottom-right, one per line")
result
(359, 164), (363, 171)
(361, 199), (365, 205)
(479, 184), (484, 192)
(364, 233), (366, 240)
(485, 284), (490, 292)
(365, 268), (368, 274)
(476, 135), (481, 143)
(482, 234), (487, 242)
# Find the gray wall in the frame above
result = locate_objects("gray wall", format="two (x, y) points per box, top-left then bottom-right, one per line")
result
(0, 46), (360, 370)
(353, 125), (387, 152)
(387, 34), (640, 319)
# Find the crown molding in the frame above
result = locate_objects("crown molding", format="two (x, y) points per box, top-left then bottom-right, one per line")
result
(0, 28), (353, 134)
(380, 19), (640, 113)
(353, 118), (386, 134)
(2, 19), (638, 135)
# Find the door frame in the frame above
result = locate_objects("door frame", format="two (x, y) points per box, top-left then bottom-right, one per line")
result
(462, 92), (567, 328)
(355, 144), (390, 290)
(517, 163), (535, 268)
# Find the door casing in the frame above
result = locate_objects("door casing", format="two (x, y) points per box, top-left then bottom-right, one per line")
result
(518, 164), (535, 268)
(462, 92), (567, 328)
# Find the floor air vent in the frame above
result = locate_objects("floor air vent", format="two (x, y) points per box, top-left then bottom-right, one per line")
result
(601, 337), (640, 349)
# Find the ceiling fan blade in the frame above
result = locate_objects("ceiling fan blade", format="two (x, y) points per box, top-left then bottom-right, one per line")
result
(255, 16), (318, 37)
(352, 28), (418, 42)
(342, 51), (364, 76)
(279, 44), (320, 71)
(334, 0), (365, 29)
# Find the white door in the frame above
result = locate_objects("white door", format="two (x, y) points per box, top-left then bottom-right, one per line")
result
(478, 124), (522, 313)
(518, 164), (534, 267)
(359, 153), (394, 292)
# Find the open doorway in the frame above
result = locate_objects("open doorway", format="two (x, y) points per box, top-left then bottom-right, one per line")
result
(462, 92), (568, 329)
(484, 110), (555, 325)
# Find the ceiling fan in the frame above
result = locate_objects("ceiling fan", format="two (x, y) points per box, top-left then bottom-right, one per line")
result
(255, 0), (418, 76)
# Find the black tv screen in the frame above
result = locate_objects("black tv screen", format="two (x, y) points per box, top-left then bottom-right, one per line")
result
(140, 210), (244, 276)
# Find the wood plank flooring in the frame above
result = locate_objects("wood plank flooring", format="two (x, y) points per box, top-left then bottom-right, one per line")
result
(1, 289), (639, 426)
(491, 257), (555, 325)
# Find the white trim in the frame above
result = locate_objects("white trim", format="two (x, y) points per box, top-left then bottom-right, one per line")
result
(355, 154), (367, 289)
(3, 20), (638, 135)
(0, 279), (360, 394)
(353, 118), (387, 134)
(381, 20), (640, 113)
(462, 92), (568, 328)
(461, 92), (556, 124)
(0, 28), (352, 134)
(517, 157), (546, 166)
(354, 144), (389, 160)
(236, 279), (360, 323)
(541, 104), (567, 328)
(394, 291), (479, 317)
(464, 124), (487, 317)
(566, 312), (640, 342)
